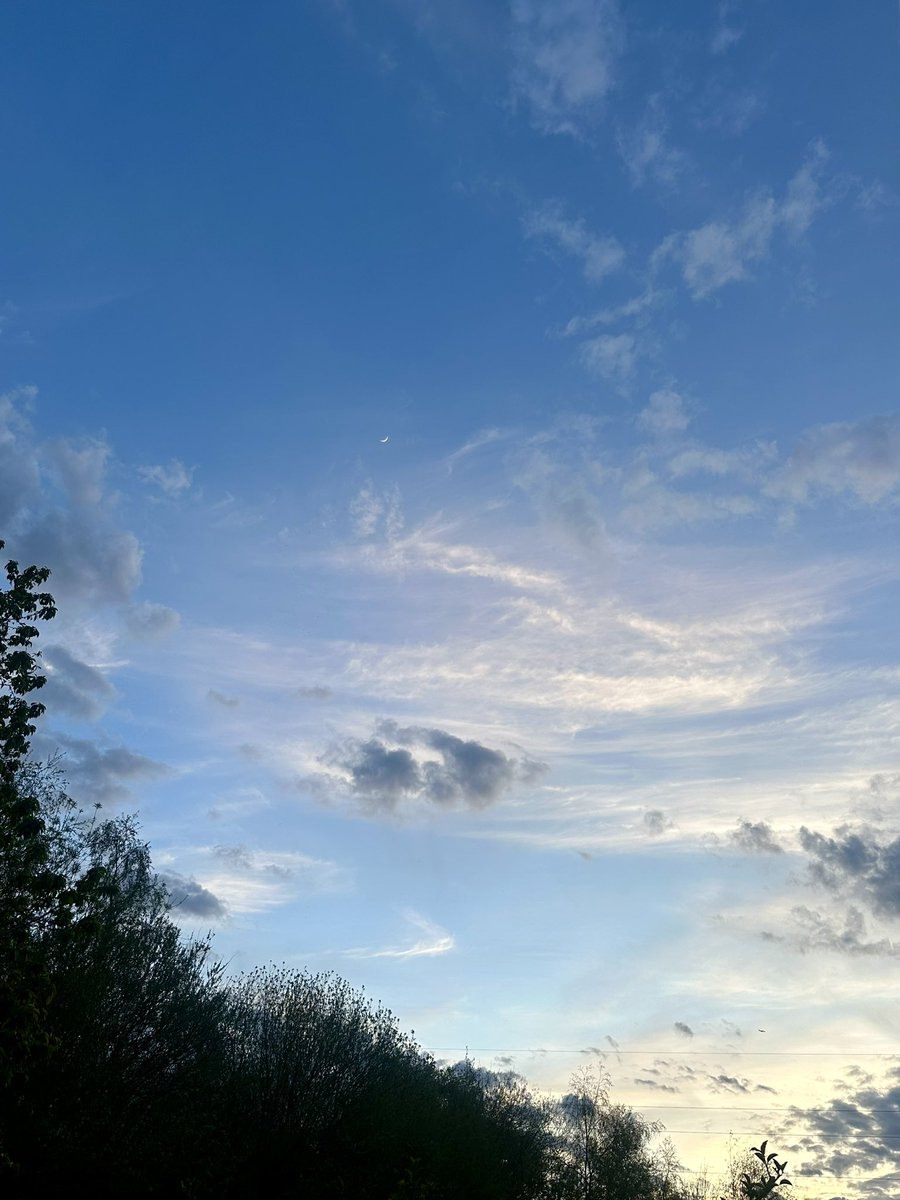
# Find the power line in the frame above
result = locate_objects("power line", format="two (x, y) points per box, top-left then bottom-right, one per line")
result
(425, 1045), (900, 1058)
(612, 1103), (900, 1115)
(658, 1131), (900, 1140)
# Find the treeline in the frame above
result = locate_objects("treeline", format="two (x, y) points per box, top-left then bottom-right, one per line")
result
(0, 547), (774, 1199)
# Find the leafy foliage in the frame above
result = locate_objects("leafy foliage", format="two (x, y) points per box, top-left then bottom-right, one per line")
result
(740, 1142), (791, 1200)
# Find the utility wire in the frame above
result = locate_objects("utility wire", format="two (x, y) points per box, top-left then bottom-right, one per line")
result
(425, 1046), (900, 1058)
(612, 1103), (900, 1114)
(656, 1130), (900, 1139)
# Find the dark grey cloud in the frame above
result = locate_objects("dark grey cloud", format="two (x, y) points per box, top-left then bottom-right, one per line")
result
(212, 844), (254, 869)
(325, 719), (546, 812)
(41, 645), (116, 721)
(731, 818), (783, 854)
(786, 1070), (900, 1189)
(696, 1071), (776, 1097)
(158, 870), (227, 920)
(32, 732), (168, 806)
(124, 601), (180, 640)
(644, 809), (671, 835)
(634, 1077), (679, 1093)
(18, 511), (142, 605)
(296, 684), (333, 700)
(674, 1021), (693, 1038)
(800, 824), (900, 918)
(336, 738), (422, 805)
(0, 401), (144, 607)
(207, 689), (240, 708)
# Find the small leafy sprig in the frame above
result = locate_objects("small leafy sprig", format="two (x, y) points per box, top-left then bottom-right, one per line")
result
(741, 1140), (791, 1199)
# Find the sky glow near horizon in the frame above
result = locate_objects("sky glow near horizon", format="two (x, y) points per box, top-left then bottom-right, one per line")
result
(2, 1), (900, 1193)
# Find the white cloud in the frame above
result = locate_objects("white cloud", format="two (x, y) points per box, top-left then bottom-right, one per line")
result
(178, 843), (351, 914)
(780, 140), (830, 237)
(345, 910), (456, 959)
(580, 332), (636, 382)
(617, 96), (684, 189)
(655, 191), (778, 298)
(667, 440), (777, 481)
(766, 415), (900, 506)
(709, 1), (744, 55)
(49, 437), (110, 509)
(523, 201), (624, 283)
(654, 143), (831, 299)
(694, 86), (764, 136)
(124, 600), (181, 640)
(515, 447), (609, 549)
(510, 0), (624, 137)
(350, 482), (404, 539)
(356, 519), (561, 592)
(445, 427), (506, 471)
(563, 287), (659, 337)
(621, 480), (758, 531)
(139, 458), (193, 496)
(638, 389), (691, 437)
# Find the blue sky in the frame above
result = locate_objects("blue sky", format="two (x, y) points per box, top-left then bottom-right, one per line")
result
(3, 2), (900, 1193)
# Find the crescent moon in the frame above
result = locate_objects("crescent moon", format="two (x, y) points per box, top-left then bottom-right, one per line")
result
(380, 436), (390, 443)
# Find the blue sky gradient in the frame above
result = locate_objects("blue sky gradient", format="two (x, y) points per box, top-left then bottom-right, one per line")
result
(3, 3), (900, 1193)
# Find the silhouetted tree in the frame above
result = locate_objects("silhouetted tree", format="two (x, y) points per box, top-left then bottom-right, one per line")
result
(548, 1066), (678, 1200)
(0, 545), (224, 1196)
(0, 546), (58, 1103)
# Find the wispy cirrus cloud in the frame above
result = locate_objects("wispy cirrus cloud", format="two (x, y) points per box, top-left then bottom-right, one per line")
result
(653, 142), (831, 298)
(164, 843), (352, 915)
(562, 287), (660, 338)
(709, 0), (744, 55)
(580, 332), (637, 383)
(350, 516), (562, 593)
(510, 0), (624, 137)
(345, 910), (455, 959)
(350, 481), (404, 539)
(138, 458), (193, 496)
(765, 415), (900, 506)
(617, 95), (684, 189)
(523, 201), (624, 283)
